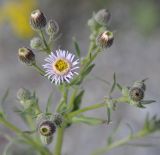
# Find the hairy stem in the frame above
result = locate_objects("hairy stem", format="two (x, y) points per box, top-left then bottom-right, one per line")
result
(92, 129), (148, 155)
(67, 102), (105, 118)
(0, 118), (51, 155)
(67, 97), (129, 119)
(39, 30), (51, 54)
(32, 63), (45, 76)
(54, 127), (64, 155)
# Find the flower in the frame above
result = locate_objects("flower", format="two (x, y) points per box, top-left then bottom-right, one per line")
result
(43, 49), (79, 84)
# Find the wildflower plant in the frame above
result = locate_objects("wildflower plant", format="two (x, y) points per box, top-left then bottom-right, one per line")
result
(0, 8), (160, 155)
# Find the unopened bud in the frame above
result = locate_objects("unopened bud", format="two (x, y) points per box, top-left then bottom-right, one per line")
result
(94, 9), (111, 26)
(30, 9), (47, 30)
(30, 37), (42, 49)
(18, 47), (35, 65)
(46, 20), (59, 35)
(96, 31), (114, 48)
(17, 88), (31, 101)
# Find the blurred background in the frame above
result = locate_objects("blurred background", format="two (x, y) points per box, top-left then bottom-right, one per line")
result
(0, 0), (160, 154)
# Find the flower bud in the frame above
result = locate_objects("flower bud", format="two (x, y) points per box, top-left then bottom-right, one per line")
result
(30, 9), (47, 30)
(46, 19), (59, 35)
(40, 135), (53, 145)
(94, 9), (111, 26)
(96, 31), (114, 48)
(17, 88), (31, 101)
(30, 37), (42, 49)
(18, 47), (35, 65)
(53, 113), (63, 127)
(129, 87), (144, 102)
(39, 120), (56, 136)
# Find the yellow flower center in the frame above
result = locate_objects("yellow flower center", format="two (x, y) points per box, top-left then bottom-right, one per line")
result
(52, 58), (70, 75)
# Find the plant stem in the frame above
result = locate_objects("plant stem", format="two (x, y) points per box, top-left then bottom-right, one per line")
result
(39, 30), (51, 54)
(54, 127), (64, 155)
(0, 118), (51, 155)
(67, 102), (105, 118)
(32, 63), (45, 76)
(67, 97), (129, 119)
(92, 130), (148, 155)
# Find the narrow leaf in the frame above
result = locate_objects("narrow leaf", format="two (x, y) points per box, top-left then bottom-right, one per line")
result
(0, 89), (9, 118)
(94, 76), (110, 85)
(1, 88), (9, 105)
(72, 90), (85, 111)
(45, 91), (54, 113)
(106, 105), (111, 124)
(73, 37), (81, 57)
(140, 100), (156, 105)
(109, 72), (116, 95)
(82, 64), (95, 77)
(116, 83), (122, 91)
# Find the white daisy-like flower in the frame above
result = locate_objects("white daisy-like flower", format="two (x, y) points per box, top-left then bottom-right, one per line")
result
(43, 49), (79, 85)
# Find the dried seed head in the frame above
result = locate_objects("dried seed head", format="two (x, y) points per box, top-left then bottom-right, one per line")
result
(46, 19), (59, 35)
(18, 47), (35, 65)
(30, 37), (42, 49)
(129, 87), (144, 102)
(40, 135), (53, 145)
(39, 120), (56, 136)
(94, 9), (111, 26)
(30, 9), (47, 30)
(96, 31), (114, 48)
(17, 88), (31, 101)
(133, 81), (146, 92)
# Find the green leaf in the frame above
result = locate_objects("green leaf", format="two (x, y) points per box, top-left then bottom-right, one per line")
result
(136, 102), (146, 108)
(72, 90), (85, 111)
(116, 83), (122, 91)
(71, 115), (106, 125)
(140, 100), (156, 105)
(73, 37), (81, 57)
(0, 89), (9, 118)
(94, 76), (110, 85)
(106, 106), (111, 124)
(109, 72), (116, 95)
(1, 89), (9, 105)
(82, 64), (95, 77)
(45, 92), (54, 113)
